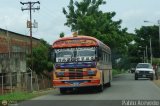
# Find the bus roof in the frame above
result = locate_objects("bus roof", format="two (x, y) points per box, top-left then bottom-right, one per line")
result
(52, 35), (110, 49)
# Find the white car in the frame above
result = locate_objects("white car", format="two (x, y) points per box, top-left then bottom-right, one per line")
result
(135, 63), (155, 80)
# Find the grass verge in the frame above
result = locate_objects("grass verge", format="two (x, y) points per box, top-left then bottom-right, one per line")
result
(153, 78), (160, 88)
(0, 91), (38, 101)
(0, 88), (54, 101)
(112, 69), (125, 76)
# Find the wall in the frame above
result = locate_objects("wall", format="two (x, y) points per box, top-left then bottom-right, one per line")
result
(0, 28), (40, 54)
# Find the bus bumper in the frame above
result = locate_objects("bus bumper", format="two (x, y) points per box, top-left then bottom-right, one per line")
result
(53, 79), (100, 88)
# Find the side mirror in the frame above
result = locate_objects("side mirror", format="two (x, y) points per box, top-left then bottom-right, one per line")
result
(51, 49), (56, 62)
(97, 48), (102, 57)
(96, 48), (102, 61)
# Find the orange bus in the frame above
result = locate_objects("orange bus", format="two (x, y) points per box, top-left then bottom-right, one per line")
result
(52, 34), (112, 93)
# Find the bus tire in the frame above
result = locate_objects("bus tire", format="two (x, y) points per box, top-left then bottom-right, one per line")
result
(97, 84), (103, 92)
(60, 88), (67, 94)
(97, 72), (104, 92)
(107, 82), (111, 87)
(107, 72), (111, 87)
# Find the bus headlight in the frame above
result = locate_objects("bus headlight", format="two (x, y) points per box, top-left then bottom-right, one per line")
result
(56, 72), (65, 77)
(87, 70), (96, 76)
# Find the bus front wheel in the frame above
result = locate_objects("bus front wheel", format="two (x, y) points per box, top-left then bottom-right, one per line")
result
(97, 84), (103, 92)
(106, 82), (111, 87)
(60, 88), (67, 94)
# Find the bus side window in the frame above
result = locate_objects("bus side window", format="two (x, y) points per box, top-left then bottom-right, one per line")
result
(106, 53), (108, 63)
(107, 54), (109, 64)
(103, 53), (106, 63)
(109, 54), (111, 63)
(102, 52), (105, 62)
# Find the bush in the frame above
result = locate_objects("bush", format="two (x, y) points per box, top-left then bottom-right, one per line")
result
(112, 69), (126, 76)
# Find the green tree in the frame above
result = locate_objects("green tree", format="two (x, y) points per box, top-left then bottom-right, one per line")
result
(27, 39), (53, 74)
(63, 0), (134, 69)
(127, 41), (143, 63)
(135, 25), (160, 58)
(60, 32), (65, 38)
(63, 0), (121, 36)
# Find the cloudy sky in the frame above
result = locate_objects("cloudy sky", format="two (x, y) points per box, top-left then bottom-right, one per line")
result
(0, 0), (160, 44)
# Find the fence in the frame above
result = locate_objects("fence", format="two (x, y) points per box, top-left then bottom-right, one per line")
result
(0, 71), (52, 95)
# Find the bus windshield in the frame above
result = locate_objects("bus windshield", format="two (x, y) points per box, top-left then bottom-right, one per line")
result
(54, 47), (96, 63)
(77, 49), (95, 57)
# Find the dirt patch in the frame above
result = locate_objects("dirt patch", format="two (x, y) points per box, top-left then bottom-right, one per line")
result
(153, 79), (160, 88)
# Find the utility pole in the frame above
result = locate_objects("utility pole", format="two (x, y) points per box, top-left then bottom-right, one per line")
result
(158, 20), (160, 52)
(144, 20), (160, 57)
(20, 1), (40, 70)
(150, 37), (153, 64)
(146, 46), (148, 63)
(143, 50), (145, 63)
(20, 1), (40, 92)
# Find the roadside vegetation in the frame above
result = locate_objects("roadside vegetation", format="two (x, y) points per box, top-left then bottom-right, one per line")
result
(0, 92), (35, 101)
(112, 69), (126, 76)
(0, 89), (54, 101)
(27, 39), (53, 74)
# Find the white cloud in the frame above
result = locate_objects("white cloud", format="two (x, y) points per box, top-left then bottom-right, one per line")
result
(0, 7), (29, 34)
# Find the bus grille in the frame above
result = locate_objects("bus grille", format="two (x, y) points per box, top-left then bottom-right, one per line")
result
(139, 71), (149, 74)
(69, 69), (83, 79)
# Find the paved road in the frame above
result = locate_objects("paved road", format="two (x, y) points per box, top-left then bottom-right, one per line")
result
(19, 73), (160, 106)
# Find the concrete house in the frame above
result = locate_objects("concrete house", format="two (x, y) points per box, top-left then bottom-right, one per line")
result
(0, 28), (40, 92)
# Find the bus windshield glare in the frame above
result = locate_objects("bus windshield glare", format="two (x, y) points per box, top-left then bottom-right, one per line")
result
(54, 47), (96, 63)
